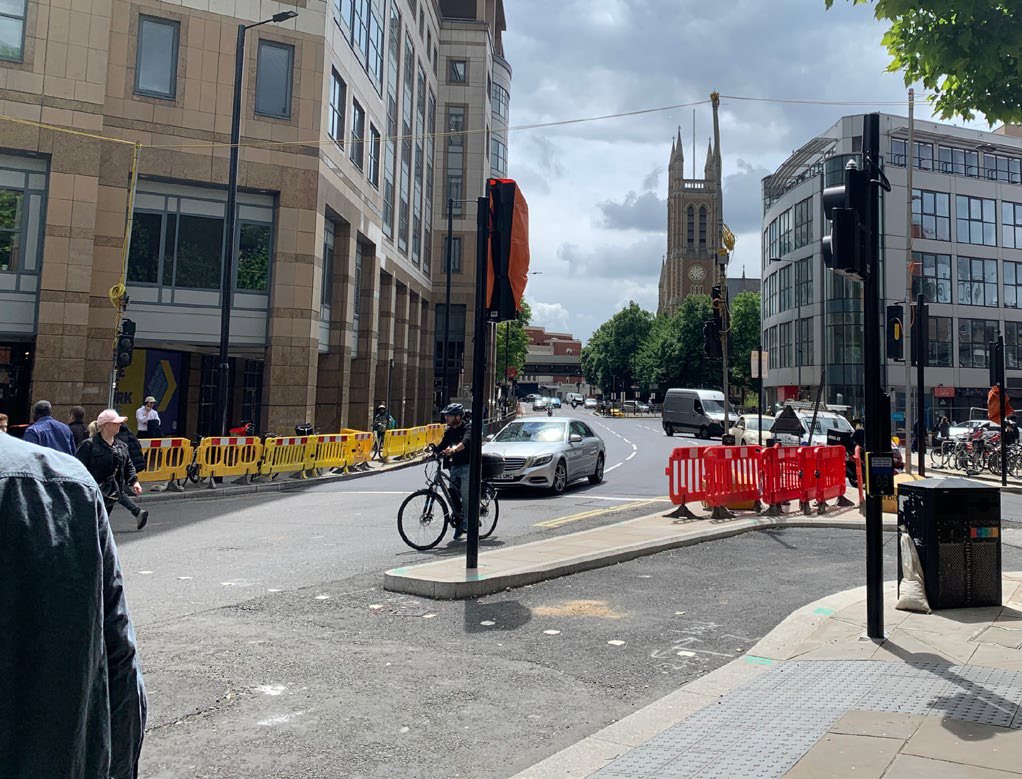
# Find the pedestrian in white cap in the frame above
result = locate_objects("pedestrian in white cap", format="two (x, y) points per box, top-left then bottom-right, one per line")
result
(75, 409), (148, 530)
(135, 396), (161, 439)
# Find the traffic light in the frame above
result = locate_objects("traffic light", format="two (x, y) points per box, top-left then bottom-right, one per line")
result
(115, 318), (136, 369)
(822, 160), (871, 280)
(911, 300), (929, 367)
(703, 319), (722, 359)
(886, 304), (903, 361)
(990, 335), (1006, 388)
(710, 285), (723, 328)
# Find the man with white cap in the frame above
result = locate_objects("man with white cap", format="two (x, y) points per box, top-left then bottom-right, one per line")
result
(135, 396), (161, 439)
(76, 409), (148, 530)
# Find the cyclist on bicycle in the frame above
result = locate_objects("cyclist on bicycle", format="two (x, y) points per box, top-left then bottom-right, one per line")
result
(439, 403), (471, 539)
(373, 404), (396, 450)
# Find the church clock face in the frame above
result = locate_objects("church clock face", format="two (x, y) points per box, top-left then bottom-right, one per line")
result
(688, 265), (706, 282)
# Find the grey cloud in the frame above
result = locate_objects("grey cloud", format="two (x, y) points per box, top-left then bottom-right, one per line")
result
(642, 166), (662, 191)
(557, 236), (665, 279)
(595, 191), (666, 232)
(723, 160), (772, 234)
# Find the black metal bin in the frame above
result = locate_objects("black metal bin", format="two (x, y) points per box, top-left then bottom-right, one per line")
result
(898, 478), (1001, 609)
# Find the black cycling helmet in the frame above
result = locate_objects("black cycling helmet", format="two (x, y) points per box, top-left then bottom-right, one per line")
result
(441, 403), (464, 417)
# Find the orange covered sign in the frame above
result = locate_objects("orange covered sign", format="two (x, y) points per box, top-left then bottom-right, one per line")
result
(988, 385), (1015, 424)
(486, 178), (530, 321)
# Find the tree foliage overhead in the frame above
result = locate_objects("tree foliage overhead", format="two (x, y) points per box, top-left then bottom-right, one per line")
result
(495, 299), (532, 381)
(580, 302), (654, 393)
(826, 1), (1022, 124)
(633, 295), (718, 393)
(727, 291), (763, 396)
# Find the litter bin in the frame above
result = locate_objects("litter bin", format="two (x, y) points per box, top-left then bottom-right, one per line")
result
(898, 478), (1001, 609)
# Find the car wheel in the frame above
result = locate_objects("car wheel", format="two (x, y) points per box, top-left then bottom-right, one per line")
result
(698, 426), (708, 440)
(665, 423), (674, 437)
(551, 460), (567, 495)
(589, 454), (605, 485)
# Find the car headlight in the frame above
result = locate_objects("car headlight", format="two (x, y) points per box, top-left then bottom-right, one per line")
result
(530, 454), (553, 467)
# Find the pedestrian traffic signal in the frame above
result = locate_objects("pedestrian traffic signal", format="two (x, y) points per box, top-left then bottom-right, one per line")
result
(116, 318), (136, 369)
(822, 160), (870, 280)
(990, 335), (1006, 388)
(886, 305), (903, 361)
(710, 285), (723, 328)
(703, 319), (722, 359)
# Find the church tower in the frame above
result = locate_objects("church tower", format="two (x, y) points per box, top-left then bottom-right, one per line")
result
(658, 104), (723, 316)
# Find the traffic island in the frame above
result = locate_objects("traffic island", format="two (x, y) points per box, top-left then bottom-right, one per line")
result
(384, 501), (889, 600)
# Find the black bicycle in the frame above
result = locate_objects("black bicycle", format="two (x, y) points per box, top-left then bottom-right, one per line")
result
(397, 447), (499, 550)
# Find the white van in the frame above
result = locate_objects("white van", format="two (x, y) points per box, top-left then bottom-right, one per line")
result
(661, 388), (735, 439)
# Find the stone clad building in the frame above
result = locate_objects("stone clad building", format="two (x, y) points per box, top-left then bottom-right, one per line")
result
(658, 106), (723, 316)
(0, 0), (508, 435)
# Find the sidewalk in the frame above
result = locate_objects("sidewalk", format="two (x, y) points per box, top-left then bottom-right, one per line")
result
(928, 463), (1022, 494)
(513, 573), (1022, 779)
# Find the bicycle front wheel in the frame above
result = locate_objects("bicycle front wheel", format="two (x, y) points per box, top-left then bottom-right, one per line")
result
(398, 489), (450, 550)
(479, 483), (499, 539)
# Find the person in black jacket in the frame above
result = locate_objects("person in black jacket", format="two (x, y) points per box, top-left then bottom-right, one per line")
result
(439, 403), (472, 539)
(117, 423), (147, 475)
(67, 405), (89, 448)
(76, 409), (148, 530)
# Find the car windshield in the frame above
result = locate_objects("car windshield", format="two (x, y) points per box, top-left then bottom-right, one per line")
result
(743, 417), (763, 429)
(701, 399), (735, 416)
(494, 421), (566, 443)
(805, 415), (854, 434)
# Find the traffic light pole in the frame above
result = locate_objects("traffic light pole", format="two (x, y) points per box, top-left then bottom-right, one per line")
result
(915, 293), (928, 477)
(721, 274), (730, 435)
(998, 333), (1007, 488)
(466, 194), (489, 570)
(862, 114), (886, 641)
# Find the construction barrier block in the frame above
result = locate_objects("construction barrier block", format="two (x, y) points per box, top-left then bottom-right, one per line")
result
(704, 446), (762, 513)
(259, 436), (314, 479)
(311, 434), (350, 471)
(138, 437), (192, 484)
(759, 445), (804, 514)
(196, 436), (262, 482)
(349, 432), (373, 469)
(381, 428), (409, 462)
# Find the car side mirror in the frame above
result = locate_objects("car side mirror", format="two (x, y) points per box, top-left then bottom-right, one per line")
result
(569, 433), (583, 443)
(484, 434), (494, 442)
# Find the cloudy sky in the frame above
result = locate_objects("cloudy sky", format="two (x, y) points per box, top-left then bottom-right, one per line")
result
(499, 0), (982, 340)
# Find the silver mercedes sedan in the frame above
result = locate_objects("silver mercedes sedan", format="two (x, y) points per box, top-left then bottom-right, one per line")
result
(482, 417), (606, 494)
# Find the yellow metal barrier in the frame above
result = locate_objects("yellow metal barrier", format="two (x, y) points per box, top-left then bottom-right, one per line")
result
(406, 426), (427, 458)
(428, 424), (444, 446)
(196, 436), (262, 485)
(381, 428), (410, 462)
(311, 433), (350, 472)
(350, 431), (373, 469)
(259, 435), (314, 479)
(138, 437), (192, 489)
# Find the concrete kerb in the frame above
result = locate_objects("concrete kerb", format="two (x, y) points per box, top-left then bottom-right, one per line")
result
(383, 506), (898, 600)
(136, 456), (425, 505)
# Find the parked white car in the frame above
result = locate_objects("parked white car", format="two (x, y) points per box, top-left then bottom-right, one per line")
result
(728, 415), (775, 446)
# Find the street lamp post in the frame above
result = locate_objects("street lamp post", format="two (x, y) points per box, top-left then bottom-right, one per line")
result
(218, 10), (298, 436)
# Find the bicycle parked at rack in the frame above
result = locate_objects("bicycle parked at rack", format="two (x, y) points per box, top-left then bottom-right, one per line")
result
(397, 445), (500, 550)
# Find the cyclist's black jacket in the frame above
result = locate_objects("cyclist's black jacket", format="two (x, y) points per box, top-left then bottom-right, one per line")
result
(440, 421), (472, 466)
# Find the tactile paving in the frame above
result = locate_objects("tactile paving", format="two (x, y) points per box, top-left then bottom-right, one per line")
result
(589, 660), (1022, 778)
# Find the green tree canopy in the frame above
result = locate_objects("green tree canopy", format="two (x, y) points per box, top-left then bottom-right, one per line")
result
(495, 299), (532, 381)
(728, 291), (762, 398)
(580, 302), (654, 393)
(634, 295), (718, 394)
(827, 0), (1022, 123)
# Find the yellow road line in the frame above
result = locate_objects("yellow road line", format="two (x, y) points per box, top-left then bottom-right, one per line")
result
(534, 498), (670, 529)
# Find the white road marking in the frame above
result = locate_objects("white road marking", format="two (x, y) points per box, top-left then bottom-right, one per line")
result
(329, 491), (408, 495)
(256, 684), (286, 696)
(607, 640), (626, 646)
(626, 452), (636, 461)
(581, 495), (670, 502)
(314, 594), (331, 600)
(606, 463), (623, 473)
(543, 629), (561, 636)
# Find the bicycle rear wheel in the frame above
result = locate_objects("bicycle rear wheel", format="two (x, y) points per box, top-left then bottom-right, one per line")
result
(479, 483), (499, 540)
(398, 489), (450, 550)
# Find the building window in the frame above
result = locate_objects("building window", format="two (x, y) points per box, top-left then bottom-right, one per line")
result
(0, 0), (26, 62)
(778, 263), (792, 312)
(778, 321), (792, 369)
(329, 70), (346, 147)
(956, 195), (996, 246)
(796, 317), (812, 366)
(492, 83), (510, 121)
(777, 208), (792, 255)
(1007, 322), (1022, 369)
(768, 218), (778, 259)
(795, 257), (812, 306)
(351, 241), (363, 355)
(765, 273), (777, 318)
(959, 318), (998, 368)
(1006, 262), (1022, 308)
(322, 219), (334, 309)
(135, 17), (179, 98)
(0, 189), (23, 272)
(911, 189), (950, 241)
(793, 197), (813, 249)
(1003, 202), (1022, 249)
(382, 1), (400, 239)
(411, 61), (426, 266)
(957, 256), (998, 306)
(983, 152), (1021, 184)
(890, 138), (933, 170)
(443, 235), (461, 273)
(236, 223), (271, 291)
(350, 99), (365, 169)
(938, 145), (979, 177)
(424, 89), (436, 277)
(445, 105), (465, 217)
(927, 316), (954, 367)
(368, 125), (381, 187)
(398, 34), (414, 252)
(911, 251), (952, 304)
(698, 206), (707, 248)
(491, 138), (507, 177)
(686, 206), (694, 247)
(255, 40), (294, 118)
(448, 58), (467, 83)
(368, 4), (384, 87)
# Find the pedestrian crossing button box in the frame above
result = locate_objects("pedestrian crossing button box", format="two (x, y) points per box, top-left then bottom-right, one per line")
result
(898, 478), (1001, 609)
(865, 452), (894, 496)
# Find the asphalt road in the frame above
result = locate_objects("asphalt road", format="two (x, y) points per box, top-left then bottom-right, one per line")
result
(113, 413), (1022, 777)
